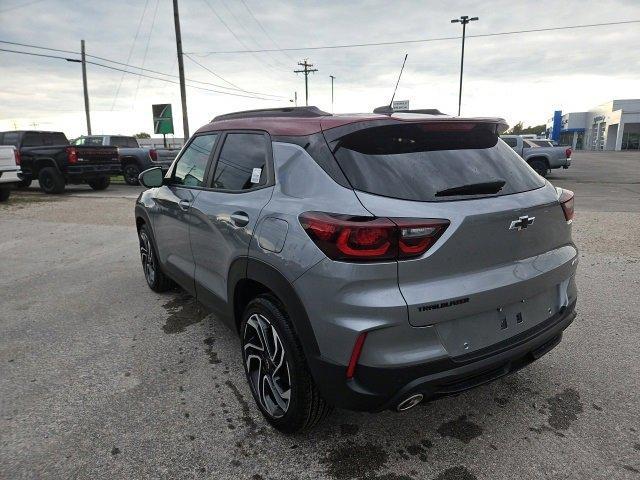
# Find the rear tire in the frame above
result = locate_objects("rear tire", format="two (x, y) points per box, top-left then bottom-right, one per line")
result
(0, 188), (10, 202)
(123, 163), (141, 186)
(88, 176), (110, 190)
(240, 295), (333, 433)
(138, 225), (173, 292)
(529, 159), (548, 178)
(38, 167), (65, 194)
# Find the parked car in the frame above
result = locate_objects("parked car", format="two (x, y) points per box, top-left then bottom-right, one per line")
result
(500, 135), (572, 177)
(0, 145), (22, 202)
(135, 107), (578, 433)
(72, 135), (180, 186)
(0, 131), (120, 194)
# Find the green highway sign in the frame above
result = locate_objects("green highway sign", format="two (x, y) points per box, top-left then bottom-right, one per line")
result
(152, 104), (174, 135)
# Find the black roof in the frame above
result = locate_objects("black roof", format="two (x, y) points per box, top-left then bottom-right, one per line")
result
(212, 106), (331, 122)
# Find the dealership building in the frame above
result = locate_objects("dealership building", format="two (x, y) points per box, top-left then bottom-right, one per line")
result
(546, 99), (640, 150)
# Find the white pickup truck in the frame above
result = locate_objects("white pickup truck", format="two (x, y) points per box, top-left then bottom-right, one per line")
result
(0, 145), (22, 202)
(500, 135), (572, 177)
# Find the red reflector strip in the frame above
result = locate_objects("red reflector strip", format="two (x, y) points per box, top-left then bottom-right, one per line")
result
(559, 188), (575, 222)
(346, 332), (368, 379)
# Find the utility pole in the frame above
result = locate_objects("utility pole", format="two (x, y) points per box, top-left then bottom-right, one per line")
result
(329, 75), (335, 112)
(173, 0), (189, 139)
(451, 15), (478, 116)
(294, 91), (297, 106)
(80, 40), (91, 135)
(294, 60), (317, 106)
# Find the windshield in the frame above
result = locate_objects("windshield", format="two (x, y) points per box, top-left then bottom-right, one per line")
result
(331, 123), (545, 202)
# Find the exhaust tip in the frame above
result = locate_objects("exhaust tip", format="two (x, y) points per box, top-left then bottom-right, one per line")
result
(397, 393), (423, 412)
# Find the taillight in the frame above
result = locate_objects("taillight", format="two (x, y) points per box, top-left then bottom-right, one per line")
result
(558, 188), (574, 222)
(66, 147), (78, 164)
(149, 149), (158, 161)
(14, 149), (20, 165)
(299, 212), (449, 262)
(565, 147), (572, 158)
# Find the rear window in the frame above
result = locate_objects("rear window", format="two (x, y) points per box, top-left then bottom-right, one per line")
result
(110, 136), (139, 148)
(0, 132), (20, 147)
(331, 123), (544, 202)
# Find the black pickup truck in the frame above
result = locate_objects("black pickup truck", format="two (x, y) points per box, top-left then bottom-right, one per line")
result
(0, 130), (121, 194)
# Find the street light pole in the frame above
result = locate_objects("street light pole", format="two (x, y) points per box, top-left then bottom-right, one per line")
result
(451, 15), (478, 116)
(80, 40), (91, 135)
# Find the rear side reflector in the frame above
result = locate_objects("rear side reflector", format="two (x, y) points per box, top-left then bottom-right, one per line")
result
(299, 212), (449, 262)
(14, 149), (20, 165)
(346, 332), (368, 379)
(149, 149), (158, 161)
(565, 147), (572, 158)
(558, 188), (574, 222)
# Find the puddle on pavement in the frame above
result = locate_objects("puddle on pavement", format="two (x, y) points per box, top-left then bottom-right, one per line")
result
(161, 292), (209, 334)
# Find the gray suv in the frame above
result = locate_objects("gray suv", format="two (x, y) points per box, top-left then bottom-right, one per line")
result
(135, 107), (578, 433)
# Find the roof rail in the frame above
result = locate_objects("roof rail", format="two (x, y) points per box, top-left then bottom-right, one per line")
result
(373, 106), (444, 116)
(212, 106), (331, 122)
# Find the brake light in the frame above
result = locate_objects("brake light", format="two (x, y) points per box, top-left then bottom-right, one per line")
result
(66, 147), (78, 164)
(299, 212), (449, 262)
(149, 149), (158, 161)
(565, 147), (572, 158)
(14, 149), (20, 165)
(346, 332), (367, 379)
(558, 188), (574, 222)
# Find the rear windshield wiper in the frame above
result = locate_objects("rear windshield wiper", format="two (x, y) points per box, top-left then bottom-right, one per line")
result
(435, 180), (506, 197)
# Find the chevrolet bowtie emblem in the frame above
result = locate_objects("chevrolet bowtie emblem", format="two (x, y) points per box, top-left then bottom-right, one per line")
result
(509, 215), (535, 231)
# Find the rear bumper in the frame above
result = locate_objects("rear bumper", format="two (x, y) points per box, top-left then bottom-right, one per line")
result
(67, 164), (122, 178)
(309, 300), (576, 412)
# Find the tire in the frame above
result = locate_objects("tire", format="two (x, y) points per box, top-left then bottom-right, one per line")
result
(138, 224), (173, 292)
(0, 188), (10, 202)
(87, 176), (110, 190)
(240, 295), (333, 433)
(123, 163), (141, 186)
(529, 159), (548, 178)
(38, 167), (65, 194)
(18, 178), (32, 188)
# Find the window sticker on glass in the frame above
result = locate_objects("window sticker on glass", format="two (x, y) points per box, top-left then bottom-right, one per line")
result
(251, 167), (262, 184)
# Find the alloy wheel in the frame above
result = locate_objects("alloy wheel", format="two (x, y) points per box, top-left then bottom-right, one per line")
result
(243, 313), (291, 418)
(139, 231), (156, 286)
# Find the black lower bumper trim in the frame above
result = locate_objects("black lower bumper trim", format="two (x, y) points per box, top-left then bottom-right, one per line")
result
(308, 301), (576, 412)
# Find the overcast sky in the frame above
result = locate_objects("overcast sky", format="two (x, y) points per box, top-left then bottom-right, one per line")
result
(1, 0), (639, 138)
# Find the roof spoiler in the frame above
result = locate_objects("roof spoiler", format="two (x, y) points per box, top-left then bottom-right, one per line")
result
(212, 106), (330, 122)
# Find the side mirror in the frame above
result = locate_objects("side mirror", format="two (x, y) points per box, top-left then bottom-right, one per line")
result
(139, 167), (164, 188)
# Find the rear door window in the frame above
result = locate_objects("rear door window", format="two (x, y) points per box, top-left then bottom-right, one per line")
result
(331, 123), (544, 202)
(22, 132), (44, 147)
(111, 136), (138, 147)
(44, 132), (68, 145)
(502, 137), (518, 147)
(211, 133), (268, 191)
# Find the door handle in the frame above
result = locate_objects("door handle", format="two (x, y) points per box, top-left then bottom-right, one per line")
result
(178, 199), (191, 211)
(230, 211), (249, 227)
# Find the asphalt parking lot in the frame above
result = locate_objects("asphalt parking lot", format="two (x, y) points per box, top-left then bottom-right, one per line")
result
(1, 152), (639, 479)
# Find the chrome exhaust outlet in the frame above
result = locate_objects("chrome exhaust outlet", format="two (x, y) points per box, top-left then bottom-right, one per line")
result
(397, 393), (423, 412)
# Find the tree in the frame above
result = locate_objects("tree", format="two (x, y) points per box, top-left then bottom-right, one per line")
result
(134, 132), (151, 139)
(506, 122), (546, 135)
(508, 122), (524, 134)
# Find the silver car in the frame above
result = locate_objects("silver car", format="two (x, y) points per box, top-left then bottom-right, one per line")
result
(135, 106), (578, 433)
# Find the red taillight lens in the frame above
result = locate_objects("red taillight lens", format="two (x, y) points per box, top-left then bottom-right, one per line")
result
(149, 149), (158, 161)
(346, 332), (367, 379)
(66, 147), (78, 164)
(565, 147), (572, 158)
(299, 212), (449, 262)
(392, 218), (450, 259)
(558, 188), (574, 222)
(14, 149), (20, 165)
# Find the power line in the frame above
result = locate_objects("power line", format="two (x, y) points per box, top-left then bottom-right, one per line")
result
(239, 0), (295, 61)
(133, 0), (160, 104)
(186, 19), (640, 55)
(183, 54), (285, 98)
(111, 0), (150, 111)
(0, 0), (44, 13)
(0, 47), (281, 101)
(200, 0), (282, 73)
(0, 39), (287, 98)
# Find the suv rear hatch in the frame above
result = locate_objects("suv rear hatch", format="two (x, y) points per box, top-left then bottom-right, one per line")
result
(322, 118), (577, 357)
